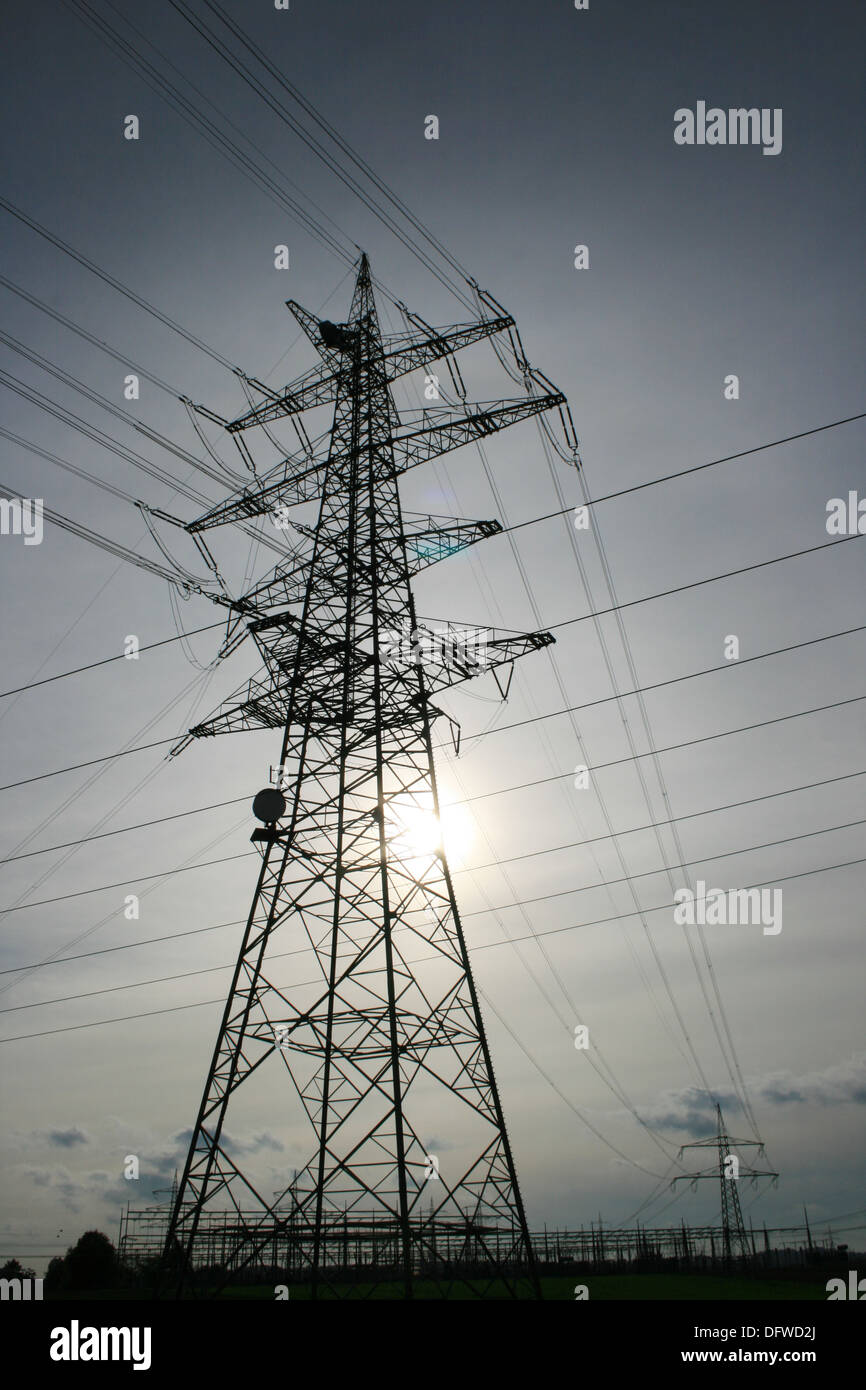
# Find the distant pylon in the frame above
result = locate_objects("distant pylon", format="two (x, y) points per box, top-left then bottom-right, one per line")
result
(674, 1103), (778, 1262)
(159, 255), (578, 1299)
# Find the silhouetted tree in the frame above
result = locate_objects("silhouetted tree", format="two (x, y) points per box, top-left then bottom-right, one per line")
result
(63, 1230), (118, 1290)
(45, 1255), (67, 1292)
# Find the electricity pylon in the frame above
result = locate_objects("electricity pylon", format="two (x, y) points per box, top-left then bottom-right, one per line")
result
(673, 1103), (778, 1262)
(159, 255), (578, 1299)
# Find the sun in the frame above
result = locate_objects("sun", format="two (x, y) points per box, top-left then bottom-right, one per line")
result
(384, 796), (474, 863)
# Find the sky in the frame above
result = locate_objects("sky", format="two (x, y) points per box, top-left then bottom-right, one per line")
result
(0, 0), (864, 1274)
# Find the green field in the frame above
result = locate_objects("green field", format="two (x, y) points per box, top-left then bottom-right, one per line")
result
(48, 1272), (829, 1301)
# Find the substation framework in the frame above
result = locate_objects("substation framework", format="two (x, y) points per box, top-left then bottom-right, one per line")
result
(156, 256), (580, 1299)
(126, 1205), (840, 1287)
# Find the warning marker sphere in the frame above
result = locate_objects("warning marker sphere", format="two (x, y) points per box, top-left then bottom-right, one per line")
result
(252, 788), (286, 824)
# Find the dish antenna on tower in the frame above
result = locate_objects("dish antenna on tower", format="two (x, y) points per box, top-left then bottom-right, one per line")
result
(251, 788), (287, 842)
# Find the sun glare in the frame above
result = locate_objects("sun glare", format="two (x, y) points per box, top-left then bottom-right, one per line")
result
(384, 797), (475, 864)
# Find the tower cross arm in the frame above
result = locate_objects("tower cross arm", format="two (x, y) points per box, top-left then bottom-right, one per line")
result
(227, 359), (340, 431)
(188, 392), (566, 535)
(186, 455), (326, 533)
(398, 623), (555, 695)
(392, 393), (566, 474)
(381, 313), (514, 379)
(170, 674), (289, 748)
(404, 518), (502, 572)
(224, 314), (516, 432)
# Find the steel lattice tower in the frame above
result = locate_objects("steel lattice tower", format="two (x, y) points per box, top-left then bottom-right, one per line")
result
(674, 1103), (778, 1264)
(159, 256), (576, 1298)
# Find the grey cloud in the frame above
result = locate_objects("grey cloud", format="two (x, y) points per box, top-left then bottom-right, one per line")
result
(639, 1087), (741, 1138)
(221, 1131), (285, 1157)
(38, 1128), (89, 1149)
(756, 1055), (866, 1108)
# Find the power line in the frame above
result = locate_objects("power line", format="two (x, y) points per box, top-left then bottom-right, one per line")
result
(541, 534), (864, 637)
(2, 615), (857, 813)
(0, 944), (315, 1016)
(417, 297), (861, 1144)
(507, 402), (853, 1118)
(492, 391), (728, 1119)
(561, 412), (762, 1135)
(459, 770), (866, 877)
(0, 328), (243, 490)
(2, 688), (861, 811)
(0, 480), (198, 588)
(3, 765), (861, 963)
(3, 527), (856, 713)
(405, 301), (778, 1128)
(399, 302), (855, 1137)
(0, 848), (253, 915)
(0, 666), (218, 914)
(61, 0), (421, 320)
(453, 692), (866, 807)
(0, 273), (180, 397)
(0, 787), (247, 998)
(501, 410), (866, 532)
(0, 916), (248, 974)
(0, 737), (177, 793)
(199, 0), (475, 290)
(0, 622), (225, 700)
(4, 546), (860, 794)
(0, 367), (212, 508)
(474, 983), (671, 1179)
(64, 0), (361, 271)
(3, 804), (861, 924)
(164, 0), (475, 310)
(1, 425), (145, 509)
(439, 627), (866, 745)
(0, 795), (248, 865)
(3, 152), (856, 1150)
(1, 854), (861, 1044)
(454, 821), (866, 922)
(421, 532), (860, 644)
(0, 371), (287, 564)
(0, 196), (236, 371)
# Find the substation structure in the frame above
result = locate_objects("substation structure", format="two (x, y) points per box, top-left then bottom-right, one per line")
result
(124, 1204), (847, 1288)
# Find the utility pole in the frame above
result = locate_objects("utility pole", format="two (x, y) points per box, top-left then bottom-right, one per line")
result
(673, 1103), (778, 1265)
(159, 255), (577, 1298)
